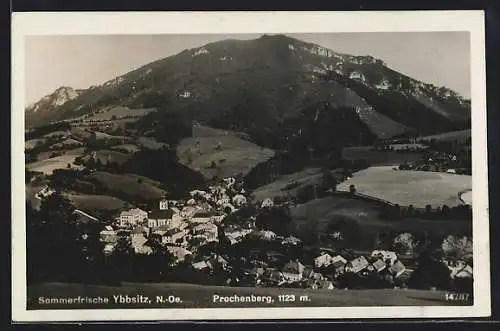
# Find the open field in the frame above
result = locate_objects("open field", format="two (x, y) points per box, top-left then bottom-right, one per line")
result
(85, 171), (167, 199)
(337, 166), (472, 208)
(177, 126), (275, 179)
(417, 129), (471, 143)
(342, 146), (424, 166)
(290, 195), (381, 232)
(71, 106), (156, 122)
(27, 282), (470, 310)
(26, 148), (86, 175)
(63, 193), (127, 211)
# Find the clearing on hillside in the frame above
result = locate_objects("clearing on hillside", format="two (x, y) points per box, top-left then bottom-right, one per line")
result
(64, 193), (128, 212)
(26, 148), (86, 175)
(417, 129), (471, 143)
(177, 125), (275, 179)
(70, 106), (156, 122)
(85, 171), (167, 200)
(336, 166), (472, 208)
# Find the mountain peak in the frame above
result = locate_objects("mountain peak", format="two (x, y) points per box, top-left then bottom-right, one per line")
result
(26, 86), (80, 114)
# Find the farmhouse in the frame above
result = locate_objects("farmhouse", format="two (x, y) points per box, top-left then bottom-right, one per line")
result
(331, 255), (348, 276)
(314, 252), (333, 268)
(282, 260), (306, 282)
(281, 236), (302, 246)
(192, 260), (212, 271)
(232, 194), (247, 207)
(389, 260), (407, 278)
(225, 229), (252, 245)
(190, 212), (213, 224)
(261, 198), (274, 208)
(371, 250), (398, 265)
(117, 208), (148, 227)
(375, 78), (391, 90)
(349, 70), (367, 83)
(36, 185), (55, 199)
(152, 227), (186, 245)
(371, 259), (387, 273)
(448, 260), (473, 279)
(99, 226), (118, 243)
(345, 256), (369, 274)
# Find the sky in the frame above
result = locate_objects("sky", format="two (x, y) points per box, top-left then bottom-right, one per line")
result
(24, 32), (470, 104)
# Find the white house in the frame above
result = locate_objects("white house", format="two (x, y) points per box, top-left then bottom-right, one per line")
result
(117, 208), (148, 227)
(191, 212), (224, 224)
(223, 177), (236, 188)
(281, 236), (302, 246)
(345, 256), (369, 274)
(153, 227), (186, 245)
(179, 91), (191, 99)
(99, 226), (117, 243)
(261, 198), (274, 208)
(232, 194), (247, 207)
(131, 232), (152, 255)
(349, 70), (367, 83)
(314, 252), (333, 268)
(190, 212), (214, 224)
(375, 78), (391, 90)
(159, 198), (169, 210)
(35, 185), (55, 199)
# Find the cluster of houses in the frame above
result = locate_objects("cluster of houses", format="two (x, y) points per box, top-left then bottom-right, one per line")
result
(238, 249), (414, 290)
(398, 150), (468, 175)
(100, 197), (226, 259)
(98, 177), (253, 265)
(95, 175), (473, 291)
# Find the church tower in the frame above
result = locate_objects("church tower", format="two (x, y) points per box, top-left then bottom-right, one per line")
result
(159, 198), (168, 210)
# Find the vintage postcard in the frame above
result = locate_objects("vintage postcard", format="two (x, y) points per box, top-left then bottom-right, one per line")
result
(11, 11), (490, 322)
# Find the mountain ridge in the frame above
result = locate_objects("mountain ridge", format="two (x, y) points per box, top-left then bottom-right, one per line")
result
(25, 34), (470, 142)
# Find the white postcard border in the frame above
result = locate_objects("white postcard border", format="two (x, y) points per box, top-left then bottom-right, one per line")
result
(11, 10), (490, 322)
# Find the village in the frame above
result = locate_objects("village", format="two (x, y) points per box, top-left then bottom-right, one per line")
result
(96, 175), (474, 292)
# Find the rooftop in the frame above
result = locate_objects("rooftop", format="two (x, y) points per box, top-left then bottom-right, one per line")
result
(149, 209), (174, 219)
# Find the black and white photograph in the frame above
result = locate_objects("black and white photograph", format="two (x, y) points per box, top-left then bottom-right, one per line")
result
(11, 11), (490, 321)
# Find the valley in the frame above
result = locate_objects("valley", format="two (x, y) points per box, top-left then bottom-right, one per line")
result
(24, 34), (474, 305)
